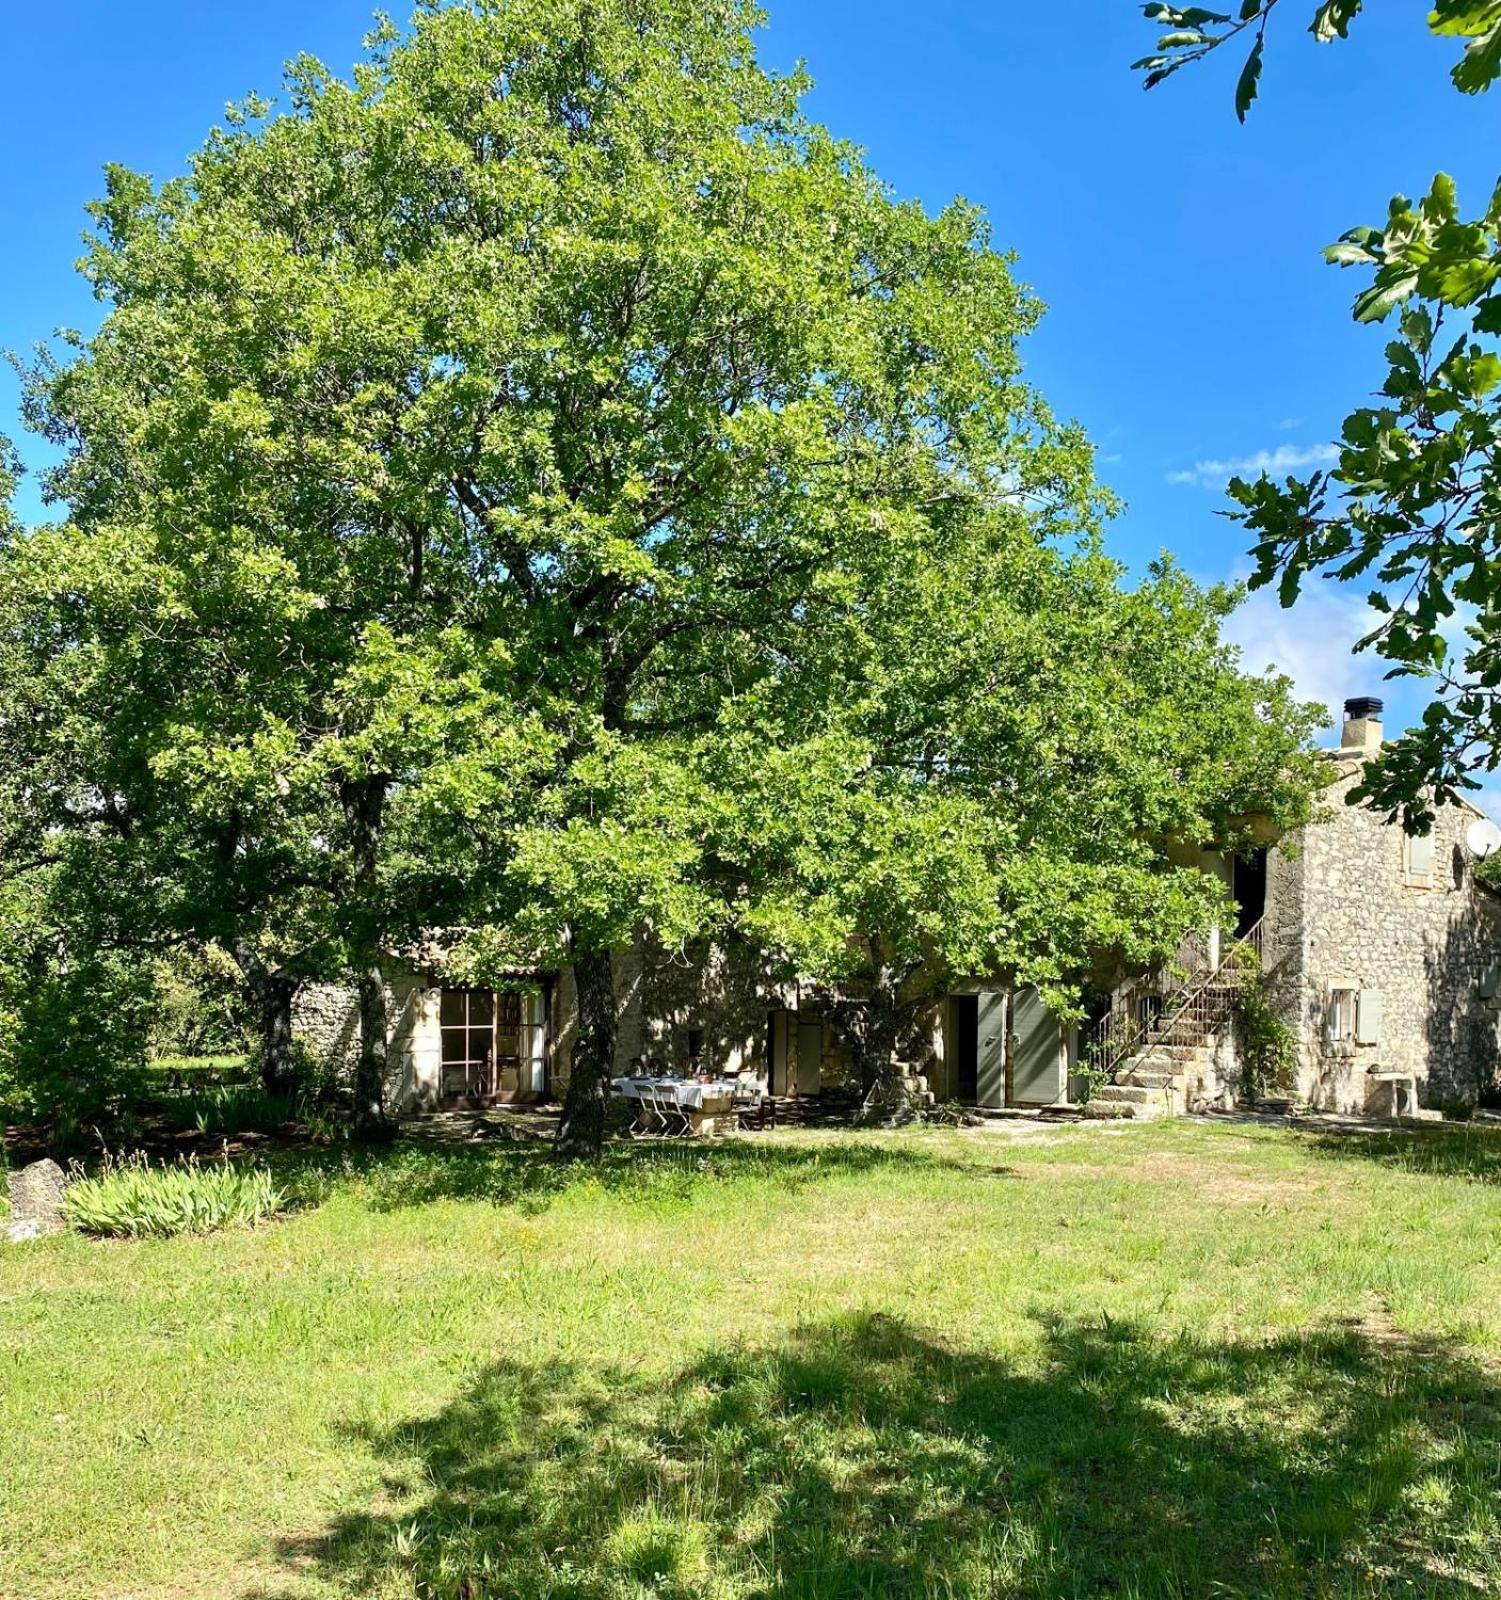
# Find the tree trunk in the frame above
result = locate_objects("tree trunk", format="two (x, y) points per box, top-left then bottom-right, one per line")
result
(235, 945), (298, 1096)
(342, 774), (393, 1141)
(352, 960), (391, 1139)
(254, 974), (297, 1096)
(854, 956), (928, 1125)
(556, 945), (616, 1158)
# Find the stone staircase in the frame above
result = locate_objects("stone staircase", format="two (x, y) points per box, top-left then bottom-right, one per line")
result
(1080, 922), (1263, 1122)
(1082, 1045), (1212, 1120)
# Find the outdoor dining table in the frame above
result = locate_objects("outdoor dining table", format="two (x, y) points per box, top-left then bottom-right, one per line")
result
(608, 1074), (749, 1134)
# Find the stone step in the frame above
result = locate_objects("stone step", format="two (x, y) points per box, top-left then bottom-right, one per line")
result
(1081, 1099), (1136, 1120)
(1133, 1050), (1211, 1069)
(1095, 1083), (1155, 1104)
(1127, 1069), (1178, 1089)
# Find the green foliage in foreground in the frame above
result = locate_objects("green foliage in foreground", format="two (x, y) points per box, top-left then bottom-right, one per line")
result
(1134, 3), (1501, 120)
(1132, 1), (1501, 828)
(62, 1153), (284, 1238)
(5, 1120), (1501, 1597)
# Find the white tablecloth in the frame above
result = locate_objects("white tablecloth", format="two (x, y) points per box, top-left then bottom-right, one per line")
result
(609, 1076), (741, 1109)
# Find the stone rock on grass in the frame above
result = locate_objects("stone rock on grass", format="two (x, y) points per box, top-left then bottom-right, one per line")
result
(6, 1158), (68, 1242)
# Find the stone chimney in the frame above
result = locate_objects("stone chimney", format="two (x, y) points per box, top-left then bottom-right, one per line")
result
(1340, 695), (1383, 757)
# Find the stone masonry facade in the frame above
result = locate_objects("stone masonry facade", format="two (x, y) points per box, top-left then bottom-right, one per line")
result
(1259, 703), (1501, 1112)
(293, 938), (796, 1114)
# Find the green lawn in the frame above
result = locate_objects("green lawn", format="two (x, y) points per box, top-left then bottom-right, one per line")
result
(4, 1118), (1501, 1599)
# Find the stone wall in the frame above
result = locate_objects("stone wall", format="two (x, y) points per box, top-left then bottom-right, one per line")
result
(291, 939), (797, 1111)
(291, 968), (431, 1108)
(290, 982), (361, 1072)
(1262, 755), (1501, 1111)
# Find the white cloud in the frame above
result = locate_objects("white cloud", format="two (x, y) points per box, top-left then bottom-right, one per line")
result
(1220, 581), (1380, 726)
(1167, 442), (1338, 489)
(1220, 578), (1501, 824)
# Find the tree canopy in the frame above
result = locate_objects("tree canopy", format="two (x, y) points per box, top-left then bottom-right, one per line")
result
(0, 0), (1328, 1148)
(716, 521), (1324, 1098)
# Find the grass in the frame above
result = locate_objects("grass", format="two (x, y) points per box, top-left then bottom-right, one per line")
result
(159, 1083), (300, 1135)
(143, 1052), (254, 1081)
(3, 1117), (1501, 1597)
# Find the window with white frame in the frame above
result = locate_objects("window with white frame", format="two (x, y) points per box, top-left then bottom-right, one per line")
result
(1326, 985), (1359, 1046)
(1327, 984), (1382, 1048)
(1405, 830), (1435, 884)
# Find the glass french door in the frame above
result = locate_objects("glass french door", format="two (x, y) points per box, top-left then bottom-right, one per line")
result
(440, 988), (545, 1102)
(440, 988), (496, 1100)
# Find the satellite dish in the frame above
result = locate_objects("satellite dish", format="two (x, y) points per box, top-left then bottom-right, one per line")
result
(1466, 818), (1501, 859)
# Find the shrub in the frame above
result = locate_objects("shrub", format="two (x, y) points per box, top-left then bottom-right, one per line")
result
(63, 1153), (285, 1238)
(0, 933), (154, 1147)
(145, 945), (250, 1060)
(1234, 973), (1299, 1102)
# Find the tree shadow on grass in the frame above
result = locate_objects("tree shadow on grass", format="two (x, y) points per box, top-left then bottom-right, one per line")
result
(265, 1137), (977, 1218)
(1301, 1119), (1501, 1186)
(255, 1311), (1501, 1599)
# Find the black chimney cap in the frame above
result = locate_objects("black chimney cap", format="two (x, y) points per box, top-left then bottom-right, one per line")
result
(1344, 696), (1384, 720)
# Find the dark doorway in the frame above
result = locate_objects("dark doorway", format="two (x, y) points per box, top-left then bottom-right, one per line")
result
(1232, 849), (1268, 939)
(951, 995), (979, 1104)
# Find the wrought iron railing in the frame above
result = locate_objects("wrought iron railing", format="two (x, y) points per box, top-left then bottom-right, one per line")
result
(1082, 919), (1264, 1085)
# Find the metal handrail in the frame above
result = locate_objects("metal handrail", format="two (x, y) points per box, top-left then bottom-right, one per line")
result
(1083, 918), (1264, 1084)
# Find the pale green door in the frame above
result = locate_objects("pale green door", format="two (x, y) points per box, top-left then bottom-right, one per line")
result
(1012, 988), (1064, 1105)
(976, 989), (1008, 1108)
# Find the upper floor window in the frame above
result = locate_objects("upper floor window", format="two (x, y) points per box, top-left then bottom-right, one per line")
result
(1404, 831), (1435, 886)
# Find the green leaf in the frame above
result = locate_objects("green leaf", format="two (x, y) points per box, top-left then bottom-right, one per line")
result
(1452, 19), (1501, 90)
(1429, 1), (1501, 39)
(1422, 171), (1459, 222)
(1353, 271), (1420, 322)
(1311, 0), (1365, 42)
(1324, 240), (1378, 266)
(1235, 35), (1264, 121)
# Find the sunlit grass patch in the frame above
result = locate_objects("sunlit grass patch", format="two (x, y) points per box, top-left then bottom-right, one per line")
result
(5, 1118), (1501, 1597)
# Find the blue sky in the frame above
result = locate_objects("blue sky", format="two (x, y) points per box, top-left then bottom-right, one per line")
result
(2, 1), (1498, 739)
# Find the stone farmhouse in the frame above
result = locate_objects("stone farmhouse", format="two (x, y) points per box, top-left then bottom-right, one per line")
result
(293, 697), (1501, 1121)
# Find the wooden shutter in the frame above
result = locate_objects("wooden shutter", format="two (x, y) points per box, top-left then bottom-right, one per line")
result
(1407, 833), (1434, 879)
(1356, 988), (1383, 1045)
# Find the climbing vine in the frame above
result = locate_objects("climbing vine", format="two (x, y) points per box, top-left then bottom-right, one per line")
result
(1233, 966), (1298, 1102)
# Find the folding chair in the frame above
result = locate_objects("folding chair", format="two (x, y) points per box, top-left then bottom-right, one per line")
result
(625, 1080), (668, 1137)
(644, 1082), (693, 1137)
